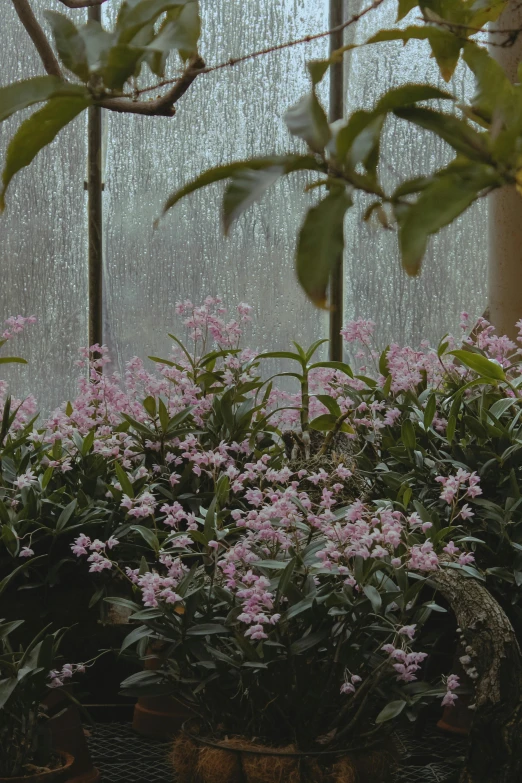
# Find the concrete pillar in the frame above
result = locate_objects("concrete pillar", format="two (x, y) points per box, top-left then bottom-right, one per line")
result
(488, 4), (522, 339)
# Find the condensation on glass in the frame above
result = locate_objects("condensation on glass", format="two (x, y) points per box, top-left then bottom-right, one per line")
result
(0, 0), (489, 413)
(0, 2), (88, 413)
(101, 0), (329, 377)
(342, 1), (488, 351)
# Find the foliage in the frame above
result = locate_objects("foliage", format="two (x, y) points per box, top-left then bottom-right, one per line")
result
(0, 619), (83, 777)
(0, 0), (202, 209)
(161, 2), (522, 304)
(4, 300), (522, 749)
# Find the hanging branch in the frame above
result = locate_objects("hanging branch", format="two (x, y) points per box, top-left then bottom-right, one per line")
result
(96, 56), (206, 116)
(57, 0), (108, 7)
(11, 0), (62, 78)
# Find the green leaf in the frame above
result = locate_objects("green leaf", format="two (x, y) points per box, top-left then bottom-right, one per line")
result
(363, 584), (382, 612)
(401, 419), (417, 449)
(367, 26), (463, 82)
(284, 91), (331, 152)
(130, 525), (160, 554)
(0, 357), (27, 365)
(393, 106), (490, 161)
(185, 623), (228, 636)
(396, 164), (496, 274)
(376, 699), (407, 723)
(79, 20), (114, 72)
(147, 2), (200, 67)
(1, 95), (90, 212)
(307, 59), (330, 85)
(223, 167), (284, 234)
(103, 44), (146, 90)
(397, 0), (419, 20)
(375, 84), (454, 113)
(114, 461), (135, 498)
(310, 360), (354, 378)
(449, 350), (506, 380)
(121, 624), (152, 651)
(0, 556), (45, 599)
(296, 190), (352, 306)
(316, 395), (342, 417)
(56, 498), (77, 532)
(423, 394), (437, 429)
(162, 155), (324, 216)
(0, 77), (87, 124)
(290, 629), (329, 654)
(44, 12), (89, 81)
(116, 0), (191, 45)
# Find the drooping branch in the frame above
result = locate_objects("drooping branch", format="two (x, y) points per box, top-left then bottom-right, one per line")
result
(57, 0), (108, 7)
(430, 567), (522, 783)
(11, 0), (62, 78)
(97, 56), (206, 116)
(135, 0), (386, 97)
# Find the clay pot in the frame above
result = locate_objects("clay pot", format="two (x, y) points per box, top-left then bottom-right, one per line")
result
(45, 690), (100, 783)
(132, 642), (193, 739)
(0, 752), (74, 783)
(437, 655), (473, 736)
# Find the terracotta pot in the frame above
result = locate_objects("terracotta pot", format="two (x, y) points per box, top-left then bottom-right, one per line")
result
(437, 693), (473, 735)
(172, 721), (397, 783)
(437, 655), (473, 736)
(132, 642), (193, 739)
(45, 691), (100, 783)
(0, 752), (74, 783)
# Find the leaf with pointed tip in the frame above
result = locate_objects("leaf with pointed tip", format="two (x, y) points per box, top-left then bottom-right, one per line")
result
(296, 190), (352, 306)
(307, 59), (330, 85)
(223, 167), (284, 234)
(397, 0), (418, 20)
(162, 155), (325, 215)
(44, 12), (89, 81)
(0, 77), (87, 124)
(284, 91), (331, 152)
(367, 26), (463, 82)
(1, 96), (90, 212)
(396, 164), (496, 274)
(449, 350), (506, 380)
(148, 1), (200, 69)
(116, 0), (190, 45)
(393, 106), (490, 161)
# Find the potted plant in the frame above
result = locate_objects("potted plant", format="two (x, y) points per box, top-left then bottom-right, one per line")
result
(110, 476), (468, 783)
(0, 619), (86, 782)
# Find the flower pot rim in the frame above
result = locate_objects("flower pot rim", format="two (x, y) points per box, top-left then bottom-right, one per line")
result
(0, 751), (75, 782)
(182, 718), (383, 758)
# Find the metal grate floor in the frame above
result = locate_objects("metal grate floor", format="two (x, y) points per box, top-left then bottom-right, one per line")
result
(87, 721), (466, 783)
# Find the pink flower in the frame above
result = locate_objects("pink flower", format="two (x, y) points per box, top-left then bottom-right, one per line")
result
(19, 547), (34, 558)
(398, 625), (416, 640)
(441, 691), (458, 707)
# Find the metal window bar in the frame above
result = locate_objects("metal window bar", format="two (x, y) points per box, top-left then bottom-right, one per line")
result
(86, 2), (346, 355)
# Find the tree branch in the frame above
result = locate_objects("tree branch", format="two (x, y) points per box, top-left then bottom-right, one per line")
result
(11, 0), (62, 79)
(96, 56), (205, 116)
(134, 0), (385, 97)
(57, 0), (108, 6)
(430, 567), (522, 783)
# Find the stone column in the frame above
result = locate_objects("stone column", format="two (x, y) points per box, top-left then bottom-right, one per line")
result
(488, 3), (522, 339)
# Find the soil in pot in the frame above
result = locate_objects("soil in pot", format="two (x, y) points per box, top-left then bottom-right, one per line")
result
(0, 752), (74, 783)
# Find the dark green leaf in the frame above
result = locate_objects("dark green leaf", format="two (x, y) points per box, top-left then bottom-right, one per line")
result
(376, 699), (407, 723)
(44, 12), (89, 80)
(223, 167), (284, 234)
(296, 190), (352, 306)
(449, 350), (506, 381)
(1, 95), (90, 212)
